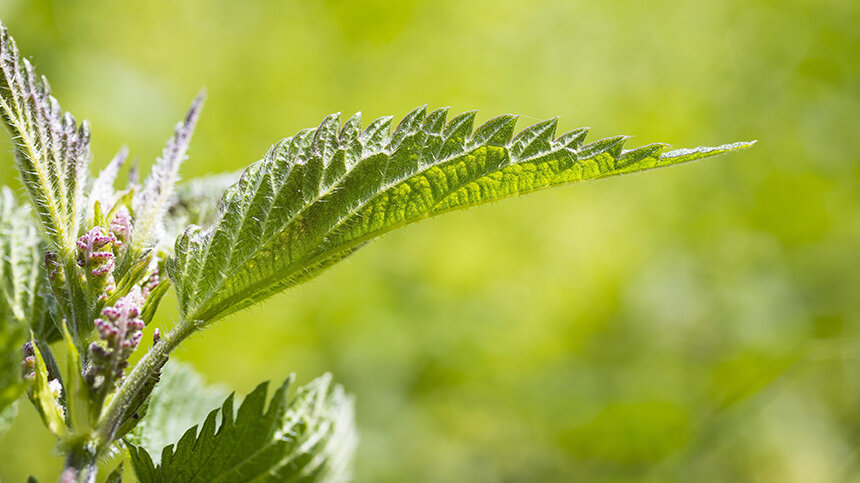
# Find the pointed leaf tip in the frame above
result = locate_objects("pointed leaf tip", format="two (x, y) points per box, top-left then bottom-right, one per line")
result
(132, 90), (207, 253)
(662, 140), (756, 160)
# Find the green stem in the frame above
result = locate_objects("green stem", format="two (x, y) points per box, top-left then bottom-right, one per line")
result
(94, 318), (196, 445)
(62, 443), (98, 483)
(61, 258), (92, 348)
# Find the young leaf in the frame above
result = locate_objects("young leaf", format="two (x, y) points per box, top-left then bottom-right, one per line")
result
(27, 338), (67, 437)
(131, 91), (205, 253)
(128, 374), (357, 483)
(0, 187), (55, 341)
(169, 107), (754, 324)
(126, 360), (229, 463)
(89, 145), (130, 223)
(0, 21), (90, 255)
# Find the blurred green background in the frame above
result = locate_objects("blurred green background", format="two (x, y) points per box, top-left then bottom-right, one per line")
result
(0, 0), (858, 481)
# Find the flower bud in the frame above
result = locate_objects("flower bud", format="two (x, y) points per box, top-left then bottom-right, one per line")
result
(84, 287), (147, 389)
(21, 342), (35, 380)
(109, 206), (133, 249)
(76, 227), (117, 300)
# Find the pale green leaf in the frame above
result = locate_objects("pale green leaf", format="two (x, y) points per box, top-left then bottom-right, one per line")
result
(0, 295), (24, 429)
(128, 374), (357, 483)
(170, 106), (754, 324)
(88, 145), (130, 224)
(0, 187), (54, 339)
(0, 400), (16, 435)
(0, 324), (24, 425)
(0, 22), (90, 256)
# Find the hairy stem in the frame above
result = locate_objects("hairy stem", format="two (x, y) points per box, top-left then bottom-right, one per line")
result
(94, 318), (196, 445)
(62, 259), (92, 346)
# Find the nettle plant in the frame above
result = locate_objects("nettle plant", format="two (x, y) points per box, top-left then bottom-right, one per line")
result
(0, 21), (753, 483)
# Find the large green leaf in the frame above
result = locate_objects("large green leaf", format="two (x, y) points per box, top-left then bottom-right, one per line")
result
(0, 22), (90, 256)
(169, 106), (754, 324)
(128, 374), (357, 483)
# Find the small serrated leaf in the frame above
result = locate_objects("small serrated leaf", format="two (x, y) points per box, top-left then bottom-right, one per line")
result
(126, 361), (228, 465)
(129, 373), (356, 483)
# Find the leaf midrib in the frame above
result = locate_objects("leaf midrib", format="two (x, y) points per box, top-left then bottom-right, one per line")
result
(0, 94), (72, 250)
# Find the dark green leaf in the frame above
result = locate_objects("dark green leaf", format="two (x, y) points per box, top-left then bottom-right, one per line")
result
(129, 374), (356, 483)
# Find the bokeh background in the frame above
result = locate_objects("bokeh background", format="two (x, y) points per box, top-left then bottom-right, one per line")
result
(0, 0), (858, 481)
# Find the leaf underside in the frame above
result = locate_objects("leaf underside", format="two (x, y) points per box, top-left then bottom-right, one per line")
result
(128, 374), (357, 483)
(169, 105), (754, 324)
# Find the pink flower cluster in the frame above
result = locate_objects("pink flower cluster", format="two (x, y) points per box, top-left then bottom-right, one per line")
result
(76, 227), (117, 300)
(76, 227), (116, 277)
(109, 206), (133, 248)
(86, 287), (146, 386)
